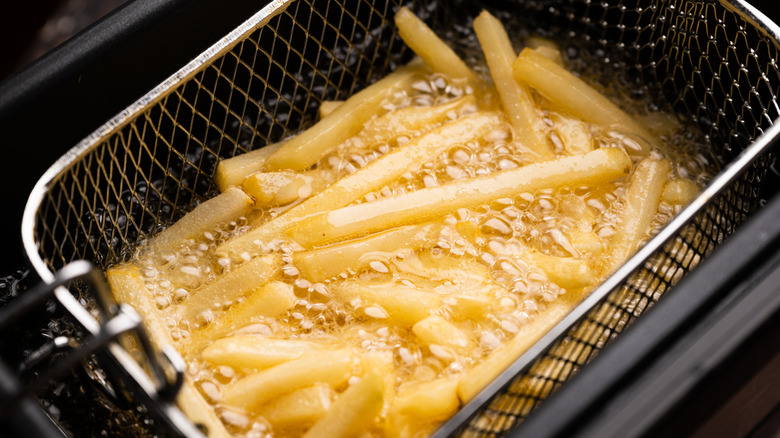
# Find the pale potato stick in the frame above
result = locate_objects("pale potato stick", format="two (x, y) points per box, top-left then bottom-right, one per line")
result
(201, 336), (323, 370)
(260, 384), (334, 429)
(550, 113), (593, 155)
(336, 282), (441, 327)
(217, 111), (504, 261)
(394, 377), (460, 420)
(264, 61), (426, 171)
(242, 170), (325, 208)
(177, 382), (233, 438)
(513, 48), (654, 155)
(662, 176), (699, 205)
(318, 100), (344, 119)
(303, 372), (384, 438)
(215, 142), (283, 191)
(608, 157), (672, 271)
(412, 315), (475, 353)
(294, 224), (441, 282)
(447, 292), (492, 321)
(107, 267), (234, 438)
(568, 229), (605, 258)
(395, 252), (492, 285)
(354, 94), (477, 145)
(180, 254), (282, 323)
(145, 186), (253, 254)
(473, 10), (554, 161)
(457, 288), (589, 402)
(525, 251), (596, 290)
(222, 349), (355, 411)
(359, 351), (396, 417)
(394, 7), (481, 86)
(183, 280), (294, 352)
(288, 148), (632, 247)
(526, 36), (564, 66)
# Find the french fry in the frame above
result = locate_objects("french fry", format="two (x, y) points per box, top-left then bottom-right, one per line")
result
(394, 376), (460, 420)
(302, 372), (384, 438)
(215, 143), (283, 191)
(242, 170), (325, 208)
(413, 315), (476, 354)
(294, 224), (442, 282)
(395, 251), (492, 285)
(222, 349), (355, 411)
(260, 384), (334, 429)
(526, 36), (564, 66)
(608, 157), (672, 271)
(457, 288), (589, 402)
(145, 186), (253, 254)
(353, 94), (477, 145)
(359, 351), (396, 418)
(395, 7), (482, 87)
(288, 148), (632, 247)
(106, 265), (175, 348)
(217, 111), (504, 261)
(335, 281), (442, 327)
(201, 336), (325, 370)
(662, 176), (699, 205)
(474, 10), (555, 161)
(549, 113), (593, 155)
(513, 47), (654, 156)
(318, 100), (344, 119)
(180, 254), (282, 324)
(184, 280), (295, 353)
(264, 60), (426, 171)
(525, 251), (596, 290)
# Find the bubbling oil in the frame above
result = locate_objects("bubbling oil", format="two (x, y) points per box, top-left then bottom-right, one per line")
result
(121, 29), (717, 438)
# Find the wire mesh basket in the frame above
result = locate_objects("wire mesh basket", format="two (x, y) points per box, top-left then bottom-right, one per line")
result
(21, 0), (780, 436)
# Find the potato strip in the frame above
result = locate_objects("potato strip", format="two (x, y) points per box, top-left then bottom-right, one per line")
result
(513, 47), (654, 156)
(395, 7), (482, 86)
(264, 61), (425, 171)
(288, 148), (632, 247)
(474, 10), (555, 161)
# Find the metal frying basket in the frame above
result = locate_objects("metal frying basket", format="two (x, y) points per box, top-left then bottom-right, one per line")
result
(20, 0), (780, 436)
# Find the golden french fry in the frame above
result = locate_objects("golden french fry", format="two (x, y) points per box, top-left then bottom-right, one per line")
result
(294, 224), (441, 282)
(318, 100), (344, 119)
(394, 251), (492, 285)
(288, 148), (632, 247)
(394, 377), (460, 420)
(106, 265), (175, 348)
(184, 280), (295, 353)
(513, 47), (654, 156)
(359, 351), (396, 418)
(222, 349), (355, 411)
(260, 384), (334, 429)
(525, 251), (596, 290)
(549, 113), (593, 155)
(264, 61), (426, 171)
(354, 94), (477, 145)
(335, 281), (442, 327)
(526, 36), (564, 66)
(215, 143), (283, 191)
(662, 176), (699, 205)
(303, 372), (384, 438)
(608, 157), (672, 271)
(474, 10), (555, 160)
(217, 111), (504, 260)
(395, 7), (482, 87)
(242, 170), (325, 208)
(180, 254), (282, 324)
(413, 315), (475, 354)
(145, 186), (253, 254)
(201, 336), (324, 370)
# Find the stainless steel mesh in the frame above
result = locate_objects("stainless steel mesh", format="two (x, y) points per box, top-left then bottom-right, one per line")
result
(22, 0), (780, 436)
